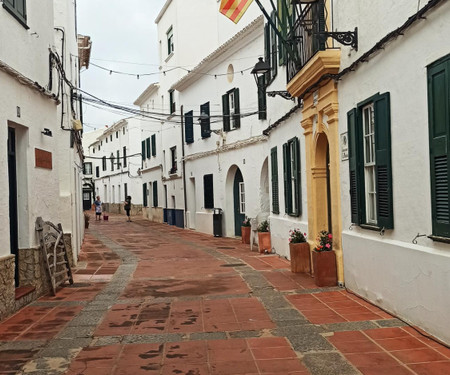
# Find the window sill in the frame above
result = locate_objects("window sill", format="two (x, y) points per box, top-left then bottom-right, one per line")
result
(427, 235), (450, 244)
(165, 52), (174, 63)
(359, 224), (382, 232)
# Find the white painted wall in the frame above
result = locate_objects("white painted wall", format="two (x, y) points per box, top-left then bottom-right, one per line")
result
(336, 1), (450, 344)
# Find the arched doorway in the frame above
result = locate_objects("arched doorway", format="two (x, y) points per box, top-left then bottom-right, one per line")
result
(233, 168), (245, 236)
(313, 133), (332, 234)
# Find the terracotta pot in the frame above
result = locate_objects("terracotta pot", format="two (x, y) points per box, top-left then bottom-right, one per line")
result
(258, 232), (271, 253)
(312, 250), (337, 287)
(241, 226), (251, 244)
(289, 242), (311, 273)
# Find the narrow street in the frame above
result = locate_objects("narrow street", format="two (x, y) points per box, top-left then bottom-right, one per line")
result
(1, 215), (449, 375)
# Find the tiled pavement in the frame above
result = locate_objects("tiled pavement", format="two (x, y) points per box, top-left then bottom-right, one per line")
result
(1, 214), (449, 374)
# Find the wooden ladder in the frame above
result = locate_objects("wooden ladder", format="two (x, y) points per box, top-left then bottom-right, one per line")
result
(35, 217), (74, 295)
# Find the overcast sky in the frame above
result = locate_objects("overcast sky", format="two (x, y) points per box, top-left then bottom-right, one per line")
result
(76, 0), (166, 131)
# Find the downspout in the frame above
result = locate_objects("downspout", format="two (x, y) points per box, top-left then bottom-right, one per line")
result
(54, 27), (66, 129)
(180, 105), (188, 229)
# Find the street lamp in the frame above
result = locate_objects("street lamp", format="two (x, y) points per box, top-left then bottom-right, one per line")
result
(250, 57), (270, 87)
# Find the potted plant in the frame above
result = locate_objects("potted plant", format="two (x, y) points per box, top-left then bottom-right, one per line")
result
(257, 220), (271, 253)
(288, 229), (310, 274)
(84, 212), (90, 229)
(241, 217), (251, 244)
(312, 231), (337, 287)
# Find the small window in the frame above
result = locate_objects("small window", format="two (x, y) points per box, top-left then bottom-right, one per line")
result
(185, 111), (194, 144)
(170, 146), (177, 174)
(96, 166), (100, 178)
(102, 156), (107, 171)
(92, 147), (95, 154)
(110, 153), (114, 171)
(123, 146), (127, 167)
(123, 127), (126, 135)
(110, 135), (112, 142)
(203, 174), (214, 209)
(116, 131), (118, 139)
(167, 26), (174, 55)
(283, 137), (301, 216)
(83, 162), (92, 175)
(169, 90), (176, 114)
(222, 88), (240, 131)
(151, 134), (156, 156)
(146, 137), (151, 158)
(116, 150), (121, 168)
(98, 145), (100, 151)
(153, 180), (158, 207)
(200, 102), (211, 138)
(239, 182), (245, 214)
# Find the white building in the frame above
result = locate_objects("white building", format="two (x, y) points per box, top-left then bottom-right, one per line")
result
(83, 117), (143, 215)
(336, 0), (450, 344)
(0, 0), (88, 319)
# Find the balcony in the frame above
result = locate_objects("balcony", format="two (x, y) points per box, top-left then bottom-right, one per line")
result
(286, 1), (326, 84)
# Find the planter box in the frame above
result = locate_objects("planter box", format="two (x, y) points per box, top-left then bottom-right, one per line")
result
(241, 226), (251, 244)
(258, 232), (271, 253)
(312, 250), (337, 287)
(289, 242), (311, 273)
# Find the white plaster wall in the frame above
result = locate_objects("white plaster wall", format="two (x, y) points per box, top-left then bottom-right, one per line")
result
(337, 1), (450, 344)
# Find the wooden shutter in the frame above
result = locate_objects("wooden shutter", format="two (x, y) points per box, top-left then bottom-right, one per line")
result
(292, 137), (301, 216)
(151, 134), (156, 156)
(200, 102), (210, 138)
(222, 94), (230, 132)
(264, 22), (271, 84)
(233, 88), (241, 128)
(143, 183), (148, 207)
(185, 111), (194, 143)
(141, 140), (145, 160)
(428, 58), (450, 237)
(123, 146), (127, 167)
(374, 93), (393, 229)
(203, 174), (214, 209)
(348, 108), (361, 225)
(271, 147), (280, 214)
(277, 0), (285, 66)
(146, 138), (151, 158)
(270, 12), (278, 80)
(153, 181), (158, 207)
(283, 143), (291, 213)
(258, 76), (267, 120)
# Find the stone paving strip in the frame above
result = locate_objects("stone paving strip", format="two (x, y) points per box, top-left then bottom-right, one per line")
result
(1, 217), (449, 375)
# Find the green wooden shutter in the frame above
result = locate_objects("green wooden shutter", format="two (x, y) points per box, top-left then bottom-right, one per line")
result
(123, 146), (127, 167)
(348, 108), (361, 225)
(258, 76), (267, 120)
(270, 11), (278, 80)
(143, 183), (148, 207)
(146, 137), (151, 158)
(264, 22), (271, 83)
(151, 134), (156, 156)
(185, 111), (194, 143)
(233, 88), (241, 128)
(271, 147), (280, 214)
(200, 102), (210, 138)
(277, 0), (285, 66)
(292, 137), (301, 216)
(374, 93), (394, 229)
(204, 174), (214, 209)
(283, 143), (291, 213)
(141, 140), (145, 160)
(428, 58), (450, 237)
(222, 94), (230, 132)
(153, 181), (158, 207)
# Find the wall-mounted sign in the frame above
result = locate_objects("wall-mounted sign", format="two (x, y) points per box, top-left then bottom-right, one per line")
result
(35, 148), (52, 170)
(340, 132), (349, 161)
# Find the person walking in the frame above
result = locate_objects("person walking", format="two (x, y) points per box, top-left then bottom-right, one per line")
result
(124, 196), (132, 222)
(94, 196), (102, 221)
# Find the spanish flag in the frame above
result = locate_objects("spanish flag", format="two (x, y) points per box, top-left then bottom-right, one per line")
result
(219, 0), (254, 24)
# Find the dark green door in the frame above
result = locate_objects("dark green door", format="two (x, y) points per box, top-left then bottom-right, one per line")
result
(8, 127), (19, 287)
(233, 169), (245, 236)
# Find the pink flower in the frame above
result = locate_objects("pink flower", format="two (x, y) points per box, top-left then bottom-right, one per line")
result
(288, 238), (291, 242)
(326, 243), (331, 248)
(328, 234), (333, 239)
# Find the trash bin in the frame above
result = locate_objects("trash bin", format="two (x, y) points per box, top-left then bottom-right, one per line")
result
(213, 208), (223, 237)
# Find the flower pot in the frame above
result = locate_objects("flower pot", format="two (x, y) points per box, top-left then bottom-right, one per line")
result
(289, 242), (311, 273)
(258, 232), (271, 253)
(312, 250), (337, 287)
(241, 226), (251, 244)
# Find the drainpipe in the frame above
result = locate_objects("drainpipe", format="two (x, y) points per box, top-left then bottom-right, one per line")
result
(180, 105), (188, 228)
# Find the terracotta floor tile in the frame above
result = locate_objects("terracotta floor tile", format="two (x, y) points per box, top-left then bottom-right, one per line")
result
(390, 348), (447, 364)
(210, 360), (258, 374)
(161, 363), (209, 375)
(208, 347), (253, 362)
(251, 346), (297, 360)
(247, 337), (290, 348)
(256, 358), (307, 373)
(113, 365), (161, 375)
(163, 341), (207, 364)
(332, 340), (383, 354)
(340, 312), (384, 322)
(345, 352), (400, 367)
(375, 337), (428, 351)
(408, 361), (450, 375)
(364, 328), (412, 340)
(328, 331), (368, 343)
(357, 365), (414, 375)
(208, 339), (247, 350)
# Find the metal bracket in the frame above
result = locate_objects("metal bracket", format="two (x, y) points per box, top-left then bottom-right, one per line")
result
(267, 91), (295, 101)
(379, 226), (385, 236)
(318, 27), (358, 51)
(412, 233), (427, 244)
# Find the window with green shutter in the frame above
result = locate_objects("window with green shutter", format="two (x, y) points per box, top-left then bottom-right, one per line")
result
(347, 92), (393, 229)
(143, 183), (148, 207)
(200, 102), (211, 138)
(185, 111), (194, 144)
(258, 76), (267, 120)
(3, 0), (27, 28)
(153, 181), (158, 207)
(282, 137), (301, 216)
(141, 140), (146, 161)
(123, 146), (127, 167)
(271, 147), (279, 214)
(264, 11), (278, 84)
(151, 134), (156, 156)
(204, 174), (214, 209)
(428, 55), (450, 238)
(146, 137), (151, 159)
(222, 88), (240, 131)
